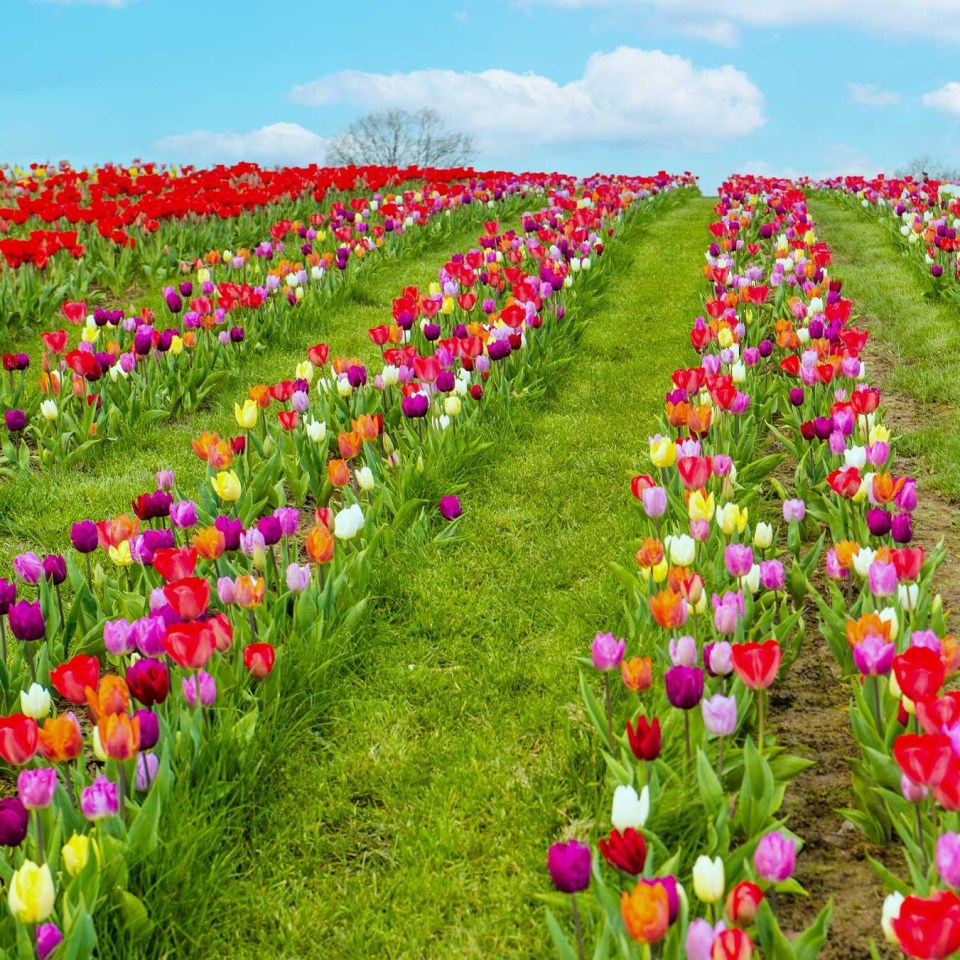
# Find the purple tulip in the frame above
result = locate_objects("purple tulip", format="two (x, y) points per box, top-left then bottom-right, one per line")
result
(257, 515), (282, 547)
(866, 508), (892, 537)
(132, 616), (166, 658)
(5, 409), (26, 432)
(170, 500), (198, 529)
(702, 693), (738, 736)
(135, 710), (160, 750)
(401, 394), (430, 419)
(182, 670), (217, 707)
(0, 797), (28, 847)
(546, 839), (591, 893)
(0, 578), (16, 616)
(285, 563), (311, 593)
(274, 507), (300, 537)
(712, 591), (743, 635)
(70, 520), (99, 554)
(754, 830), (796, 882)
(16, 767), (58, 811)
(591, 632), (626, 672)
(669, 635), (697, 667)
(891, 513), (913, 544)
(782, 499), (806, 523)
(81, 776), (118, 821)
(103, 618), (136, 656)
(868, 561), (898, 597)
(439, 495), (462, 521)
(136, 753), (160, 792)
(215, 515), (243, 551)
(936, 832), (960, 887)
(13, 552), (43, 584)
(36, 922), (63, 960)
(724, 544), (754, 578)
(41, 554), (66, 586)
(686, 919), (727, 960)
(665, 665), (704, 710)
(896, 479), (918, 513)
(641, 486), (667, 518)
(759, 559), (785, 591)
(902, 772), (929, 803)
(705, 641), (733, 677)
(156, 469), (175, 491)
(8, 600), (45, 642)
(853, 634), (895, 677)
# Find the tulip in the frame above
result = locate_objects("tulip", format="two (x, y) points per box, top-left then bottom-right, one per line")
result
(8, 600), (45, 642)
(626, 715), (661, 761)
(612, 784), (649, 832)
(285, 562), (311, 593)
(439, 495), (462, 521)
(244, 643), (276, 679)
(599, 827), (647, 874)
(334, 503), (365, 540)
(19, 683), (51, 720)
(98, 713), (140, 761)
(937, 832), (960, 888)
(37, 713), (83, 763)
(669, 634), (698, 666)
(712, 928), (753, 960)
(136, 752), (160, 791)
(753, 830), (795, 883)
(37, 922), (63, 960)
(621, 880), (669, 944)
(546, 839), (590, 893)
(731, 639), (781, 690)
(894, 646), (945, 704)
(726, 880), (764, 925)
(0, 714), (38, 765)
(17, 767), (58, 810)
(125, 658), (170, 707)
(211, 470), (242, 501)
(782, 499), (805, 522)
(234, 399), (258, 429)
(891, 890), (960, 959)
(705, 641), (734, 677)
(0, 797), (29, 846)
(13, 552), (42, 584)
(693, 855), (725, 903)
(665, 665), (703, 710)
(7, 860), (54, 924)
(182, 670), (217, 707)
(80, 776), (118, 821)
(591, 632), (625, 671)
(702, 693), (737, 736)
(163, 577), (210, 620)
(687, 919), (725, 960)
(621, 657), (653, 692)
(163, 621), (216, 670)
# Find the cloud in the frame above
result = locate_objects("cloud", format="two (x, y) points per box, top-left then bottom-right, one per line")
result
(154, 122), (327, 165)
(289, 47), (765, 150)
(922, 81), (960, 115)
(737, 144), (880, 182)
(848, 83), (900, 107)
(522, 0), (960, 45)
(678, 20), (739, 46)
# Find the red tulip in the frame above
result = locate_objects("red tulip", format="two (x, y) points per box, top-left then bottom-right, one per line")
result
(677, 456), (713, 490)
(307, 343), (329, 366)
(41, 330), (68, 354)
(891, 547), (925, 582)
(712, 928), (753, 960)
(598, 827), (647, 874)
(208, 612), (234, 653)
(162, 577), (210, 620)
(152, 546), (197, 582)
(891, 890), (960, 959)
(935, 760), (960, 811)
(917, 692), (960, 735)
(277, 410), (298, 430)
(162, 621), (216, 670)
(731, 640), (782, 690)
(626, 715), (661, 761)
(827, 467), (862, 499)
(894, 733), (954, 787)
(62, 300), (86, 324)
(243, 642), (275, 679)
(0, 714), (39, 765)
(894, 646), (945, 704)
(49, 654), (99, 704)
(726, 880), (764, 925)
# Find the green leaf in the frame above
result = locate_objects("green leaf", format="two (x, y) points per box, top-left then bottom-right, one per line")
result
(545, 908), (580, 960)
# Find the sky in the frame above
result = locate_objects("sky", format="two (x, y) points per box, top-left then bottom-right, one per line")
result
(3, 0), (959, 191)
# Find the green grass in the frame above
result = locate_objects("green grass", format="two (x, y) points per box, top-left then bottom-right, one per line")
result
(808, 195), (960, 498)
(0, 203), (525, 569)
(186, 196), (717, 960)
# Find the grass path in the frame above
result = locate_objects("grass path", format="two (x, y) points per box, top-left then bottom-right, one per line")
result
(210, 196), (717, 959)
(0, 206), (520, 566)
(807, 196), (960, 499)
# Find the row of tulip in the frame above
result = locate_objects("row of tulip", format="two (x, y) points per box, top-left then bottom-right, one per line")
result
(815, 174), (960, 305)
(0, 170), (696, 956)
(0, 163), (586, 325)
(0, 171), (545, 472)
(544, 180), (843, 958)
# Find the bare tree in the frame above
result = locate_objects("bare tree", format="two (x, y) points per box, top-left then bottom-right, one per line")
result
(326, 108), (475, 168)
(894, 156), (960, 181)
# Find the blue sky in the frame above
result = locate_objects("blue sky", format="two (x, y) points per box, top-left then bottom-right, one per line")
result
(4, 0), (959, 190)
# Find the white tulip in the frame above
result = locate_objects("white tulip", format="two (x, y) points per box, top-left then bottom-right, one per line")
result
(333, 504), (365, 540)
(355, 467), (374, 491)
(611, 784), (649, 832)
(692, 855), (725, 904)
(20, 683), (51, 720)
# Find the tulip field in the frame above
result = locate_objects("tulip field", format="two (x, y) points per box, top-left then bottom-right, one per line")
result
(1, 161), (960, 959)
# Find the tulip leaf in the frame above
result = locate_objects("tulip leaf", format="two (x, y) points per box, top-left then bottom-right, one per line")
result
(118, 890), (155, 938)
(695, 747), (724, 815)
(544, 908), (579, 960)
(792, 900), (834, 960)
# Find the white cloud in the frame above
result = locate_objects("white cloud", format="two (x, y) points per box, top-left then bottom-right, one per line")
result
(922, 81), (960, 115)
(848, 83), (900, 107)
(154, 122), (327, 166)
(289, 47), (765, 150)
(523, 0), (960, 45)
(678, 20), (739, 46)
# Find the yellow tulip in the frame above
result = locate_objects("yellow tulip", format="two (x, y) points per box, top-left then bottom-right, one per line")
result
(168, 335), (183, 356)
(62, 832), (98, 877)
(688, 490), (715, 522)
(211, 470), (241, 502)
(8, 861), (54, 924)
(717, 502), (748, 536)
(649, 436), (676, 469)
(234, 399), (258, 430)
(81, 325), (100, 344)
(717, 327), (734, 349)
(652, 558), (669, 584)
(869, 424), (890, 445)
(441, 296), (455, 315)
(108, 541), (133, 567)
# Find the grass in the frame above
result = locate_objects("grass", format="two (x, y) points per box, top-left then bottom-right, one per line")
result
(807, 195), (960, 499)
(181, 195), (719, 960)
(0, 201), (527, 569)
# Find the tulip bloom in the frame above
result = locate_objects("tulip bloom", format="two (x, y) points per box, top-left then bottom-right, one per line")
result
(599, 827), (647, 874)
(7, 860), (55, 924)
(626, 716), (661, 761)
(731, 640), (781, 690)
(753, 831), (796, 883)
(0, 714), (38, 765)
(621, 656), (653, 692)
(894, 733), (954, 788)
(612, 784), (649, 832)
(8, 600), (45, 642)
(891, 890), (960, 959)
(162, 577), (210, 620)
(17, 767), (58, 810)
(726, 880), (763, 925)
(439, 495), (462, 521)
(244, 643), (276, 679)
(937, 832), (960, 888)
(125, 658), (170, 707)
(163, 621), (216, 670)
(693, 855), (725, 903)
(894, 646), (945, 704)
(665, 665), (703, 710)
(702, 693), (738, 737)
(80, 776), (118, 821)
(650, 589), (687, 629)
(182, 670), (217, 707)
(591, 632), (625, 671)
(621, 880), (669, 944)
(37, 923), (63, 960)
(211, 470), (242, 502)
(0, 797), (28, 847)
(546, 839), (590, 893)
(97, 713), (140, 761)
(712, 928), (753, 960)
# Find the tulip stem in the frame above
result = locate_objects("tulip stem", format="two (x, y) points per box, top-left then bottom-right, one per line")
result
(604, 673), (614, 748)
(0, 616), (7, 666)
(871, 676), (884, 738)
(570, 895), (586, 960)
(717, 735), (725, 782)
(85, 553), (93, 591)
(684, 710), (692, 770)
(118, 763), (127, 822)
(757, 690), (765, 757)
(34, 810), (44, 864)
(916, 803), (928, 875)
(25, 642), (36, 684)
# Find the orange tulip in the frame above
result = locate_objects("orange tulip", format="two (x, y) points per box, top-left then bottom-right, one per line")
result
(665, 401), (690, 428)
(687, 405), (713, 435)
(97, 713), (140, 761)
(649, 589), (687, 629)
(95, 514), (139, 550)
(191, 431), (219, 461)
(352, 414), (380, 442)
(872, 472), (906, 505)
(207, 439), (233, 470)
(834, 540), (860, 569)
(635, 538), (664, 569)
(621, 657), (653, 693)
(328, 459), (350, 487)
(620, 880), (669, 944)
(338, 430), (363, 460)
(86, 676), (130, 720)
(37, 714), (83, 762)
(306, 524), (334, 564)
(846, 612), (892, 648)
(234, 575), (265, 609)
(193, 525), (226, 560)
